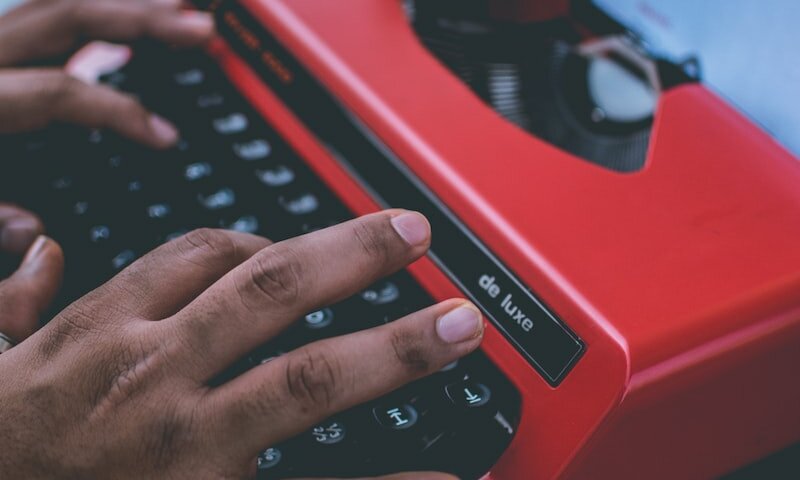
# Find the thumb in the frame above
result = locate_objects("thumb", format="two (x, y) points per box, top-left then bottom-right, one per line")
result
(0, 204), (43, 255)
(0, 236), (64, 342)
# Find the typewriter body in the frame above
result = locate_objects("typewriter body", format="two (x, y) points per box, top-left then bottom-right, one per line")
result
(4, 0), (800, 478)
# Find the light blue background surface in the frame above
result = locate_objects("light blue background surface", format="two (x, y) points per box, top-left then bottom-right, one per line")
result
(0, 0), (21, 14)
(595, 0), (800, 158)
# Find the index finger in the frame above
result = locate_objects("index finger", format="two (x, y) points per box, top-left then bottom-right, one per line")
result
(209, 299), (484, 461)
(0, 0), (213, 67)
(71, 0), (215, 47)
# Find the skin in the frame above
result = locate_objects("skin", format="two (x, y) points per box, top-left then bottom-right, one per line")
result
(0, 1), (478, 479)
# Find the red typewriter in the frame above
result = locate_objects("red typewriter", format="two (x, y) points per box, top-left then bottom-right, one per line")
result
(4, 0), (799, 478)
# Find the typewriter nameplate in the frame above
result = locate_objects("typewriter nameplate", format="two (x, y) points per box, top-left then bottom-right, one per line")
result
(210, 0), (584, 385)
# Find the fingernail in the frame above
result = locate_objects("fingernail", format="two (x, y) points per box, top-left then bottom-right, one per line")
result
(176, 11), (215, 35)
(391, 212), (430, 246)
(149, 114), (179, 146)
(151, 0), (181, 8)
(0, 217), (39, 253)
(22, 235), (48, 267)
(436, 303), (483, 344)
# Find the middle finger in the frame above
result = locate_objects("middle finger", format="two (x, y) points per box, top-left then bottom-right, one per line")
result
(163, 210), (431, 381)
(81, 228), (270, 321)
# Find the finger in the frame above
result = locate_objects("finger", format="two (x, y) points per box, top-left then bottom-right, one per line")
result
(166, 210), (431, 380)
(87, 229), (271, 320)
(209, 300), (484, 456)
(290, 473), (458, 480)
(0, 236), (64, 341)
(69, 0), (215, 47)
(0, 69), (179, 148)
(0, 0), (213, 66)
(0, 204), (43, 255)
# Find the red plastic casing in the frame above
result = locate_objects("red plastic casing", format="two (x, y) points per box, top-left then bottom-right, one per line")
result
(201, 1), (800, 478)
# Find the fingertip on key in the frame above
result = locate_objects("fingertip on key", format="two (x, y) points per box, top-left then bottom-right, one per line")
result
(390, 211), (431, 247)
(21, 235), (49, 266)
(176, 11), (216, 37)
(151, 0), (182, 8)
(19, 235), (63, 279)
(148, 114), (179, 147)
(0, 216), (41, 254)
(436, 302), (484, 344)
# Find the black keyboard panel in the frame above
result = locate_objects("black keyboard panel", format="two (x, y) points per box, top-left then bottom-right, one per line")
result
(0, 46), (520, 480)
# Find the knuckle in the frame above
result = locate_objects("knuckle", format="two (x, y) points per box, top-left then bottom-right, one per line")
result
(70, 283), (130, 322)
(389, 327), (430, 374)
(243, 246), (303, 308)
(103, 91), (148, 130)
(143, 402), (194, 469)
(176, 228), (238, 265)
(55, 309), (94, 339)
(114, 92), (145, 114)
(105, 346), (147, 400)
(282, 348), (342, 414)
(37, 306), (97, 358)
(351, 219), (395, 264)
(63, 0), (101, 32)
(90, 331), (173, 418)
(58, 0), (82, 28)
(41, 71), (76, 105)
(94, 334), (149, 397)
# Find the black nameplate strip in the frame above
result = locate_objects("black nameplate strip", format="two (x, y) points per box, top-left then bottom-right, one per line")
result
(204, 0), (584, 385)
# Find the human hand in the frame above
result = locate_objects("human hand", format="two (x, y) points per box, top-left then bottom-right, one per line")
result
(0, 0), (215, 148)
(0, 204), (63, 342)
(0, 211), (481, 479)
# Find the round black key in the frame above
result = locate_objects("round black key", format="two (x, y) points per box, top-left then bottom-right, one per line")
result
(196, 92), (226, 109)
(256, 164), (295, 187)
(303, 308), (334, 330)
(223, 215), (260, 234)
(234, 139), (272, 161)
(174, 68), (205, 87)
(445, 380), (491, 409)
(110, 249), (137, 272)
(89, 225), (112, 244)
(278, 191), (319, 216)
(197, 188), (236, 211)
(360, 280), (400, 306)
(257, 447), (282, 471)
(373, 403), (419, 431)
(212, 112), (249, 135)
(183, 162), (213, 182)
(309, 420), (347, 446)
